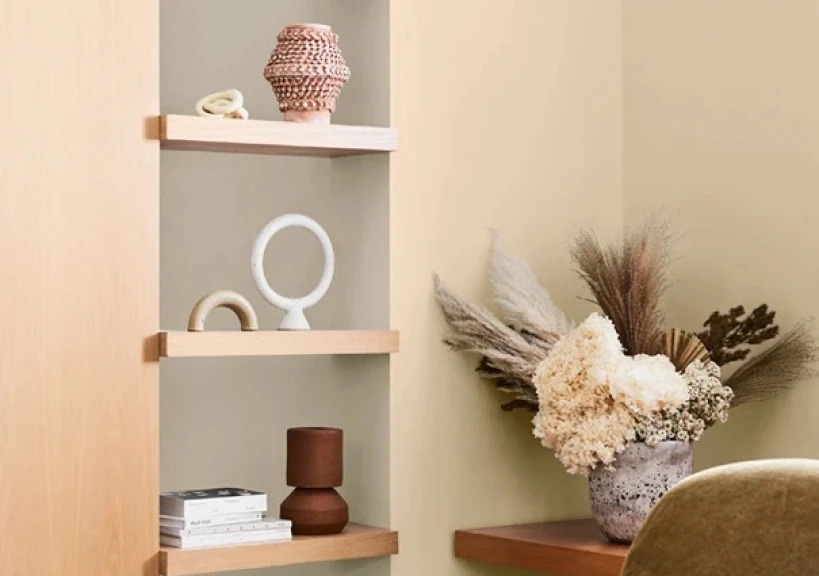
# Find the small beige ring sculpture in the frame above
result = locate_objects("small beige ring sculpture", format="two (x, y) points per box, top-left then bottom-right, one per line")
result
(188, 290), (259, 332)
(195, 89), (249, 120)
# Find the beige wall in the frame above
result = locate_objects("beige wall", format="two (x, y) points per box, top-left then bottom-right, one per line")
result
(390, 2), (624, 575)
(391, 2), (819, 575)
(624, 1), (819, 470)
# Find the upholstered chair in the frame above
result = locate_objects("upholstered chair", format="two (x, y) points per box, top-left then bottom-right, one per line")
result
(621, 459), (819, 576)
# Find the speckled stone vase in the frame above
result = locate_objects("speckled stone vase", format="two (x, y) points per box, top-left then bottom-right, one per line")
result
(588, 441), (693, 544)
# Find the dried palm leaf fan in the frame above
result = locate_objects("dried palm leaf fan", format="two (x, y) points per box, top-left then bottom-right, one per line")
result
(663, 328), (710, 371)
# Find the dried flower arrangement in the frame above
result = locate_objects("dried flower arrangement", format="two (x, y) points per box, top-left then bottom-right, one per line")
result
(434, 222), (818, 476)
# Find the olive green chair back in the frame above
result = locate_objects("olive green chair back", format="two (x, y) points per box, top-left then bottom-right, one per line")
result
(621, 459), (819, 576)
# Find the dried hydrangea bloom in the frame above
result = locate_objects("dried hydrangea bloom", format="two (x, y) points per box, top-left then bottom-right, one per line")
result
(533, 313), (666, 475)
(532, 312), (695, 474)
(610, 353), (689, 415)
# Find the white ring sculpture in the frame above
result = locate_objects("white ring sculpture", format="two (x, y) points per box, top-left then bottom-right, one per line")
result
(251, 214), (335, 331)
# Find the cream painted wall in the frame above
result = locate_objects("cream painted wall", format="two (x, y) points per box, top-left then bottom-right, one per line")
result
(390, 2), (624, 575)
(623, 1), (819, 470)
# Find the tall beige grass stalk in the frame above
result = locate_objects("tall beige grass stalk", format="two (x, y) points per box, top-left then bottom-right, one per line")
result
(433, 274), (547, 383)
(488, 230), (573, 341)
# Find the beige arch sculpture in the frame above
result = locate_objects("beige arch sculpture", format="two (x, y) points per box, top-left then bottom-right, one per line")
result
(187, 290), (259, 332)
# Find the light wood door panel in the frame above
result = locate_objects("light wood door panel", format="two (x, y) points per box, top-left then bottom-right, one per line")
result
(0, 1), (159, 575)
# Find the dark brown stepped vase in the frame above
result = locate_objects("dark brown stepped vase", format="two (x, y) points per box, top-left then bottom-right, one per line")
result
(280, 427), (349, 535)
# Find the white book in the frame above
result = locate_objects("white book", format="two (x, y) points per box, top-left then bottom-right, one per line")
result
(160, 487), (267, 519)
(160, 528), (292, 549)
(161, 519), (292, 537)
(160, 512), (263, 530)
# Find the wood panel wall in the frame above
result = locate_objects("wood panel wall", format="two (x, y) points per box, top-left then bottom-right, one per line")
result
(0, 2), (159, 575)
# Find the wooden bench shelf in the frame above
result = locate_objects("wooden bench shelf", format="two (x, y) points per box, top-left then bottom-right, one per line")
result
(160, 523), (398, 576)
(158, 330), (399, 358)
(158, 115), (398, 157)
(454, 520), (628, 576)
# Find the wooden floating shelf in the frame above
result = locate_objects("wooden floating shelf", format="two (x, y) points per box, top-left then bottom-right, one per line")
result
(158, 330), (400, 358)
(159, 523), (398, 576)
(454, 520), (628, 576)
(158, 115), (398, 157)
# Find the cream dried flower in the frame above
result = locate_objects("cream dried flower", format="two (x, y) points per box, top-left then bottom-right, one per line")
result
(532, 313), (691, 475)
(532, 313), (633, 475)
(684, 360), (733, 426)
(634, 360), (732, 446)
(610, 354), (689, 416)
(636, 408), (706, 447)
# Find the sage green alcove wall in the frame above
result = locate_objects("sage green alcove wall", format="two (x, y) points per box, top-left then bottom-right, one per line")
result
(159, 2), (390, 576)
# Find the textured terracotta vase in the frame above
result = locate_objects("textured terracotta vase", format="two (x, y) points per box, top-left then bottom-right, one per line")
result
(280, 427), (349, 535)
(263, 24), (351, 124)
(588, 441), (693, 543)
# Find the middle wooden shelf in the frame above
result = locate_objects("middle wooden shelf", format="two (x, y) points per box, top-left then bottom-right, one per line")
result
(158, 330), (399, 358)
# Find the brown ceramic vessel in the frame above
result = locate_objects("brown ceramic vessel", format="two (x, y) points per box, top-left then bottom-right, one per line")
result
(280, 488), (349, 535)
(280, 427), (348, 535)
(286, 427), (343, 487)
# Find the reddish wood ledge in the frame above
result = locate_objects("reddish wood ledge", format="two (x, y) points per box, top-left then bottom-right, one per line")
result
(454, 520), (628, 576)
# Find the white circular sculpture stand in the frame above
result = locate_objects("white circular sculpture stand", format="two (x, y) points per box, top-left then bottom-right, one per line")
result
(251, 214), (335, 331)
(195, 89), (249, 119)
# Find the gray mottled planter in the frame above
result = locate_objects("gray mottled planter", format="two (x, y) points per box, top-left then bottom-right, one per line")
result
(588, 441), (693, 543)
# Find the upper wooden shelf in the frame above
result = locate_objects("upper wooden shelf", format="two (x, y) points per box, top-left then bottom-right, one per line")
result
(158, 115), (398, 157)
(159, 523), (398, 576)
(454, 520), (628, 576)
(158, 330), (399, 358)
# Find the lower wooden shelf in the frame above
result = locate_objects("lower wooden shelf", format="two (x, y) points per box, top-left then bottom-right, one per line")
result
(159, 524), (398, 576)
(454, 520), (628, 576)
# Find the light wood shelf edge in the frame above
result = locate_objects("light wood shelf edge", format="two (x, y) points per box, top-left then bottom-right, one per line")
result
(158, 115), (398, 157)
(159, 524), (398, 576)
(158, 330), (400, 358)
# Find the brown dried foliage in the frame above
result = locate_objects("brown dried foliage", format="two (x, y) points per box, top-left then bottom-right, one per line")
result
(697, 304), (779, 366)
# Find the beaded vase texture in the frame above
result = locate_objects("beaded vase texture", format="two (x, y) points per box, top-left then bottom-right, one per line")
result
(264, 24), (350, 116)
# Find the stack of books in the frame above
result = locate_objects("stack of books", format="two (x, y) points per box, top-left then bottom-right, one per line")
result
(160, 487), (292, 549)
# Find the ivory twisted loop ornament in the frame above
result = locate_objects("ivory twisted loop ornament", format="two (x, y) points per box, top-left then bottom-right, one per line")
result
(263, 24), (350, 124)
(251, 214), (335, 331)
(195, 89), (249, 119)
